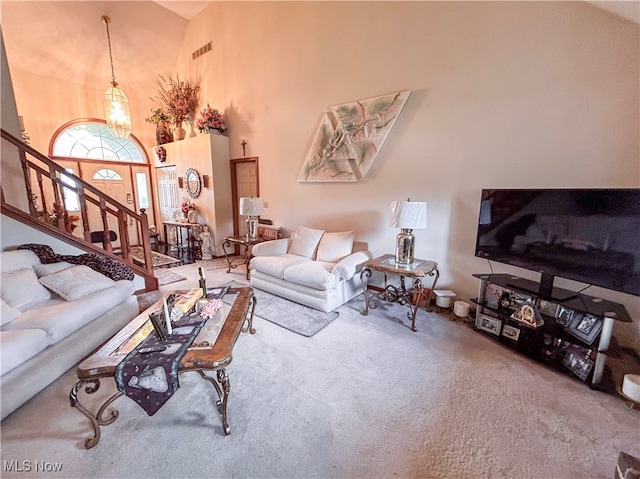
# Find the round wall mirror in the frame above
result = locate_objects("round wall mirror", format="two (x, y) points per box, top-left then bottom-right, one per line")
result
(184, 168), (201, 198)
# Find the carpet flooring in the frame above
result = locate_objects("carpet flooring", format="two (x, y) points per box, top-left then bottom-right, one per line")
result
(2, 262), (638, 479)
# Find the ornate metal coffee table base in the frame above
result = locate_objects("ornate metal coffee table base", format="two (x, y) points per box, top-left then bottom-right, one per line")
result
(69, 379), (123, 449)
(70, 288), (256, 448)
(70, 367), (235, 447)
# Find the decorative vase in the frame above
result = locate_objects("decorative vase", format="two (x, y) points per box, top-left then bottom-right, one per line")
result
(174, 125), (186, 141)
(182, 211), (189, 222)
(156, 124), (172, 145)
(188, 209), (198, 223)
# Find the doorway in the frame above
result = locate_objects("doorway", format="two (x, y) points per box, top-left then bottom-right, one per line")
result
(231, 157), (260, 236)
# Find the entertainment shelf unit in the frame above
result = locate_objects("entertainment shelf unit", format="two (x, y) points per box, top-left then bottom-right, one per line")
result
(471, 274), (631, 389)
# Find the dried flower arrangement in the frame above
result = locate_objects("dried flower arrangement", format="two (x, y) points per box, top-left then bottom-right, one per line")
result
(152, 75), (200, 127)
(196, 104), (227, 134)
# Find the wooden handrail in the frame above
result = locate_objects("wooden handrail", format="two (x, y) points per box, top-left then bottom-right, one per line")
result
(1, 128), (157, 292)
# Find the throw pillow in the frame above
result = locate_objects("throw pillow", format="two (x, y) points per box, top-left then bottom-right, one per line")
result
(39, 265), (116, 301)
(288, 226), (325, 259)
(1, 268), (52, 311)
(33, 261), (74, 278)
(316, 231), (355, 263)
(1, 299), (22, 326)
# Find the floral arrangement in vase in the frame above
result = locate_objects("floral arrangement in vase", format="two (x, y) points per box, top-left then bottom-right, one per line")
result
(180, 197), (198, 223)
(181, 197), (197, 213)
(152, 75), (199, 139)
(196, 104), (227, 134)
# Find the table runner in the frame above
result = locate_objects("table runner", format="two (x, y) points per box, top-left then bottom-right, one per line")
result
(115, 312), (206, 416)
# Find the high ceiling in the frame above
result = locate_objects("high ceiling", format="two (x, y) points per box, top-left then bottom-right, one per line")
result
(1, 1), (638, 97)
(1, 1), (193, 92)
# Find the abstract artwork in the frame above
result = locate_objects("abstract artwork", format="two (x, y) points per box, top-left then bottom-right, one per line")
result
(298, 90), (411, 182)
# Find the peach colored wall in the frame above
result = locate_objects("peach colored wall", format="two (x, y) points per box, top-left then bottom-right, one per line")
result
(3, 2), (639, 348)
(1, 31), (27, 210)
(176, 1), (639, 347)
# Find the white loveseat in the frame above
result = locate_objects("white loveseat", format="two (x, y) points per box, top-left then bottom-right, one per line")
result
(1, 249), (139, 419)
(250, 226), (372, 312)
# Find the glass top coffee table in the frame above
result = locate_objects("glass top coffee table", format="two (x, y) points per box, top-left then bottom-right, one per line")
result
(69, 286), (256, 448)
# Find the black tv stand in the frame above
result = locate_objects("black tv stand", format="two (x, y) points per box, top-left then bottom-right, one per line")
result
(505, 283), (578, 303)
(471, 273), (631, 389)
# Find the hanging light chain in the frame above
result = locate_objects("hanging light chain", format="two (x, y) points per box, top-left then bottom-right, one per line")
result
(101, 15), (118, 87)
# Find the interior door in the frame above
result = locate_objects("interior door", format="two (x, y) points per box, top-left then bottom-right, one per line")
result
(156, 166), (179, 222)
(231, 158), (259, 236)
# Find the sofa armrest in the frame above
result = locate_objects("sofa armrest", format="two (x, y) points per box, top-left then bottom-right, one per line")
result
(332, 250), (373, 280)
(251, 238), (291, 257)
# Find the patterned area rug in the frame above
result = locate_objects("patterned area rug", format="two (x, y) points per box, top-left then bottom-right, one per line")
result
(222, 281), (339, 337)
(197, 256), (240, 270)
(155, 268), (187, 286)
(130, 246), (182, 268)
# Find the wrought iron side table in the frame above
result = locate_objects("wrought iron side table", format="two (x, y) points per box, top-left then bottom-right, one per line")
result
(222, 235), (267, 280)
(360, 254), (439, 331)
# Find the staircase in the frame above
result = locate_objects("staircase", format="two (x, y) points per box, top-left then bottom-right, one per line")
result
(1, 128), (158, 292)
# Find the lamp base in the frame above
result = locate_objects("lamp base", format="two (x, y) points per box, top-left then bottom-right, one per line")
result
(395, 228), (415, 265)
(246, 216), (259, 240)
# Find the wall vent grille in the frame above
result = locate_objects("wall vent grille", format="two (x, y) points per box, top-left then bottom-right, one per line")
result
(192, 41), (212, 60)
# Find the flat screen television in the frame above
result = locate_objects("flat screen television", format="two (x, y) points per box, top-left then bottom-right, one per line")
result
(474, 188), (640, 300)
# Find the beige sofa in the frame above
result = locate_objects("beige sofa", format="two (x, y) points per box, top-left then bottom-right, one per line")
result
(1, 249), (139, 419)
(250, 226), (372, 312)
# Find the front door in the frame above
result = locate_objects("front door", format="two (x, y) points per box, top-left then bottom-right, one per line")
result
(83, 163), (137, 248)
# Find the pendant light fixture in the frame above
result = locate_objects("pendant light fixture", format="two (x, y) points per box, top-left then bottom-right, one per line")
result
(101, 15), (131, 139)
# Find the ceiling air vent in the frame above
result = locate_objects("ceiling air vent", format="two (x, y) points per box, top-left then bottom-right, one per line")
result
(192, 41), (212, 60)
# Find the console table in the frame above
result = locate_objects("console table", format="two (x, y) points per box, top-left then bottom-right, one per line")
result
(360, 254), (439, 331)
(163, 221), (203, 262)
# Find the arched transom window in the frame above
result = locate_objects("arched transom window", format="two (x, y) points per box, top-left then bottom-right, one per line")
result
(52, 121), (146, 163)
(93, 169), (123, 180)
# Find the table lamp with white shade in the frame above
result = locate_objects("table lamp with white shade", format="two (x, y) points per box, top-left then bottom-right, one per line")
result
(239, 197), (264, 240)
(390, 199), (427, 265)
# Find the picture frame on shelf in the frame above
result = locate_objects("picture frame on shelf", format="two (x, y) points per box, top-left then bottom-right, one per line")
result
(562, 350), (594, 381)
(501, 324), (521, 342)
(477, 314), (502, 336)
(556, 306), (575, 326)
(484, 283), (503, 309)
(567, 313), (603, 345)
(537, 299), (558, 318)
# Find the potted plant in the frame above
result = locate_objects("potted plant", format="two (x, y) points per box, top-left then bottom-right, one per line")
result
(152, 75), (199, 140)
(145, 108), (173, 145)
(196, 104), (227, 135)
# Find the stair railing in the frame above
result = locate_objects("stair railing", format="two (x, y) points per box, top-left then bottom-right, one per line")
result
(1, 128), (157, 289)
